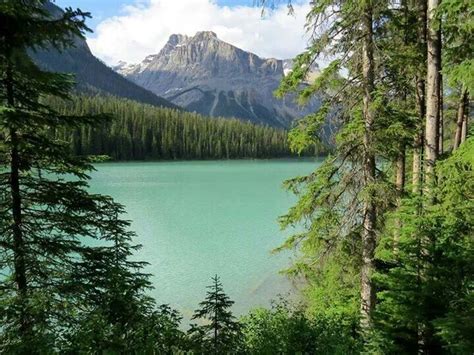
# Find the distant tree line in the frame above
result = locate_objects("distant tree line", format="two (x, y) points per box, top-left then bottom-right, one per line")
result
(46, 95), (314, 160)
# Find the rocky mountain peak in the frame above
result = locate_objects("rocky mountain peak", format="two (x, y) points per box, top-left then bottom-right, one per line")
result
(193, 31), (218, 40)
(167, 33), (189, 45)
(115, 31), (320, 127)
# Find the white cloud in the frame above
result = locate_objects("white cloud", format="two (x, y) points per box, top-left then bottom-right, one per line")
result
(87, 0), (311, 66)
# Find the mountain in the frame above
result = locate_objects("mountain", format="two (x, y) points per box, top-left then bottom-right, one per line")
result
(115, 32), (320, 127)
(30, 2), (178, 109)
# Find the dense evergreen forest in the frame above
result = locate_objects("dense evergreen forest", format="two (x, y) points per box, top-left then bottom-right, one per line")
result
(274, 0), (473, 353)
(48, 95), (297, 160)
(0, 0), (472, 354)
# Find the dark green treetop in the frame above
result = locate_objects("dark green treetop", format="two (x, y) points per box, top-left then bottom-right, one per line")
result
(188, 275), (242, 354)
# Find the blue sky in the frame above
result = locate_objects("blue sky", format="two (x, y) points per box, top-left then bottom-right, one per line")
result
(54, 0), (309, 66)
(55, 0), (257, 29)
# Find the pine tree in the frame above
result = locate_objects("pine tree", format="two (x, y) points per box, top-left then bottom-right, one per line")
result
(269, 0), (472, 352)
(188, 275), (241, 354)
(424, 0), (442, 193)
(359, 0), (377, 329)
(373, 137), (474, 353)
(63, 207), (159, 352)
(453, 89), (468, 150)
(275, 0), (396, 333)
(0, 1), (160, 351)
(412, 0), (427, 195)
(440, 0), (473, 150)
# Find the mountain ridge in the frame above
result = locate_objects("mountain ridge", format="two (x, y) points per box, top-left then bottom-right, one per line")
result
(30, 2), (178, 110)
(115, 32), (320, 127)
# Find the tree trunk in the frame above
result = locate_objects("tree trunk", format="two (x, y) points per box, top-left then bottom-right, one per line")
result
(424, 0), (441, 192)
(437, 19), (444, 155)
(6, 60), (29, 335)
(439, 73), (444, 154)
(396, 148), (406, 195)
(461, 95), (469, 144)
(453, 89), (468, 150)
(394, 146), (406, 250)
(360, 3), (377, 331)
(413, 0), (427, 195)
(420, 1), (441, 350)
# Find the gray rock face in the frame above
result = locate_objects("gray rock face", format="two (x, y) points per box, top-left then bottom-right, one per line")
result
(115, 32), (319, 127)
(31, 2), (178, 109)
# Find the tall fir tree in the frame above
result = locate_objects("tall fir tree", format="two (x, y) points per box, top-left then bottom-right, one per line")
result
(0, 1), (161, 351)
(275, 0), (398, 333)
(373, 137), (474, 353)
(62, 207), (162, 352)
(424, 0), (442, 194)
(274, 0), (472, 352)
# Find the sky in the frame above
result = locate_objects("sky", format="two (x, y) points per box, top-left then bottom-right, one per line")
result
(54, 0), (311, 66)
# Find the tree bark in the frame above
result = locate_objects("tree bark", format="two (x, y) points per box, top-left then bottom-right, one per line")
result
(461, 96), (469, 144)
(453, 89), (468, 150)
(394, 146), (406, 250)
(413, 0), (427, 195)
(439, 73), (444, 154)
(396, 148), (406, 194)
(420, 1), (441, 349)
(360, 3), (377, 331)
(424, 0), (441, 192)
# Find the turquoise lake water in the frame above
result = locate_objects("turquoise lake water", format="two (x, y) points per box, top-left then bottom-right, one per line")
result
(88, 159), (321, 319)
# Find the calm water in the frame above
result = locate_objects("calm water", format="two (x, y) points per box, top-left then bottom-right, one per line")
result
(88, 159), (321, 319)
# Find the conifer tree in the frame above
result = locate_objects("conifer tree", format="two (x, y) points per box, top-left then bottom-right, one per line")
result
(453, 89), (468, 150)
(275, 0), (396, 332)
(440, 0), (473, 150)
(0, 1), (160, 351)
(424, 0), (442, 193)
(373, 137), (474, 353)
(412, 0), (427, 195)
(188, 275), (241, 354)
(63, 207), (159, 352)
(269, 0), (472, 352)
(359, 0), (378, 329)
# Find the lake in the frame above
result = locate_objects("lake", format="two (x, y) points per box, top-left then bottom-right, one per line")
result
(88, 159), (321, 319)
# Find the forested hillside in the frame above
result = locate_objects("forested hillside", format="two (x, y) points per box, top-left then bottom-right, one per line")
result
(48, 95), (300, 160)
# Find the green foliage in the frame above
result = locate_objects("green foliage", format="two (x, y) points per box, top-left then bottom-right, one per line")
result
(287, 103), (330, 155)
(438, 0), (474, 92)
(62, 205), (161, 353)
(373, 138), (474, 354)
(46, 95), (317, 161)
(188, 275), (242, 354)
(1, 1), (472, 353)
(0, 1), (182, 352)
(241, 301), (361, 354)
(275, 0), (472, 353)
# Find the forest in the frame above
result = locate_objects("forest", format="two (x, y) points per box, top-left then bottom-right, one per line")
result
(0, 0), (473, 354)
(48, 95), (298, 160)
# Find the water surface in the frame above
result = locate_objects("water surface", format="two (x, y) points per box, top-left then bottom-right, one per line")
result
(89, 159), (321, 318)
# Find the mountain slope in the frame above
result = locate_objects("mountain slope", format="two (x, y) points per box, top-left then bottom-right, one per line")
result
(30, 2), (178, 109)
(116, 32), (319, 127)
